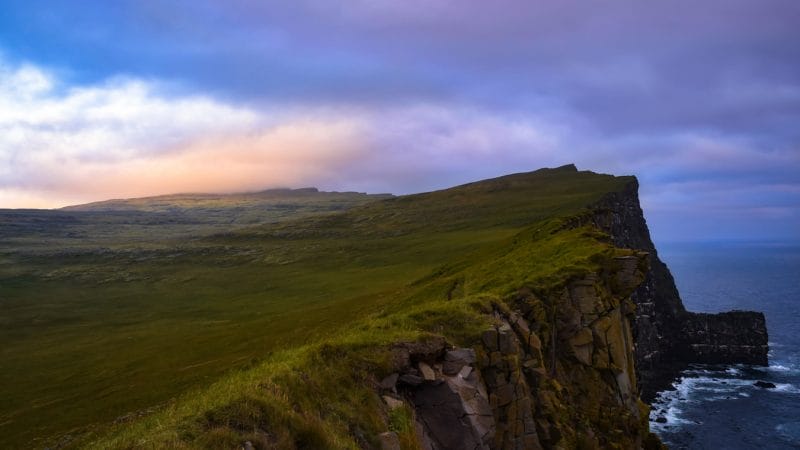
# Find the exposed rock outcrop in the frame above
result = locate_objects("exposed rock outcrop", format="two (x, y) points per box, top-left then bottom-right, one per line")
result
(588, 179), (769, 398)
(382, 258), (663, 449)
(371, 170), (766, 449)
(386, 340), (495, 449)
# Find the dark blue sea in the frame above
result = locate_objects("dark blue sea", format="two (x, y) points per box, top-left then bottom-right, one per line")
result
(650, 241), (800, 449)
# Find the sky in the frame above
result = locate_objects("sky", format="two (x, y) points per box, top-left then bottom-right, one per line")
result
(0, 0), (798, 242)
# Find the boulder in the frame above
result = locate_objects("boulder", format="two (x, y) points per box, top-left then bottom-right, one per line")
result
(398, 374), (424, 386)
(418, 362), (436, 381)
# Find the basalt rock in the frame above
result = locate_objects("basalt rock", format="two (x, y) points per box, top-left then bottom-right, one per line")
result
(390, 342), (495, 450)
(588, 179), (769, 399)
(373, 172), (765, 449)
(389, 260), (663, 449)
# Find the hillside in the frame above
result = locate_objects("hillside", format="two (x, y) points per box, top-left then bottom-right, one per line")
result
(0, 165), (766, 449)
(61, 188), (393, 226)
(1, 189), (389, 251)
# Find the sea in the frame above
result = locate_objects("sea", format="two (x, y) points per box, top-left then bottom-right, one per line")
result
(649, 241), (800, 449)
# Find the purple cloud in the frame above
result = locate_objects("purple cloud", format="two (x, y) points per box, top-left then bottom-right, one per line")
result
(0, 0), (798, 240)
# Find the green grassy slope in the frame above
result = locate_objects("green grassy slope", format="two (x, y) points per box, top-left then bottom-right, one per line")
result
(0, 165), (633, 448)
(61, 188), (393, 231)
(2, 189), (389, 250)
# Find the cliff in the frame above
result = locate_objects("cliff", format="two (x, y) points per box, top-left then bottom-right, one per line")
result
(384, 176), (769, 449)
(588, 179), (769, 398)
(70, 166), (768, 450)
(384, 257), (661, 450)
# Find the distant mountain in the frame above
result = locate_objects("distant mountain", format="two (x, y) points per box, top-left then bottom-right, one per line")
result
(61, 187), (391, 214)
(1, 188), (391, 248)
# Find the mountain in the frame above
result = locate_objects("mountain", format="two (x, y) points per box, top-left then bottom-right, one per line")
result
(0, 165), (766, 449)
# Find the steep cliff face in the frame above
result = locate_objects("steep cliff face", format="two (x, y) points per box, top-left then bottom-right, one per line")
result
(383, 255), (664, 450)
(588, 179), (769, 398)
(380, 178), (769, 450)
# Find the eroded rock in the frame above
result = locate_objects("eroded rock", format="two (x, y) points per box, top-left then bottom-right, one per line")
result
(418, 362), (436, 381)
(381, 264), (659, 449)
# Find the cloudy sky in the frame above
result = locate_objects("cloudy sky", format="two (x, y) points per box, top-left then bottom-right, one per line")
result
(0, 0), (798, 241)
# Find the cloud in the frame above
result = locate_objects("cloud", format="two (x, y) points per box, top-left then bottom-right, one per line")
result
(0, 56), (574, 206)
(0, 0), (798, 242)
(0, 63), (259, 165)
(0, 56), (576, 208)
(0, 61), (543, 204)
(0, 58), (370, 206)
(1, 55), (798, 242)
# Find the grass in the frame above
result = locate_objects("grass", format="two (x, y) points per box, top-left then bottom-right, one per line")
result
(81, 221), (628, 449)
(0, 165), (634, 448)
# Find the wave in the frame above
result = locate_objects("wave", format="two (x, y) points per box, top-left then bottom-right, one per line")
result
(726, 366), (743, 376)
(773, 383), (800, 394)
(754, 363), (800, 374)
(650, 370), (800, 430)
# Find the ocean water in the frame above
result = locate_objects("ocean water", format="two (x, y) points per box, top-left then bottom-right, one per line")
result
(650, 241), (800, 449)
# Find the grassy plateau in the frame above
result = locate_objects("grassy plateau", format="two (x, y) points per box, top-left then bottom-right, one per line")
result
(0, 165), (634, 448)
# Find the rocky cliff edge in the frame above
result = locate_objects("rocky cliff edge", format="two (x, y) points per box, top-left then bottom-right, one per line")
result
(587, 178), (769, 399)
(378, 253), (662, 450)
(80, 168), (769, 450)
(375, 176), (768, 449)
